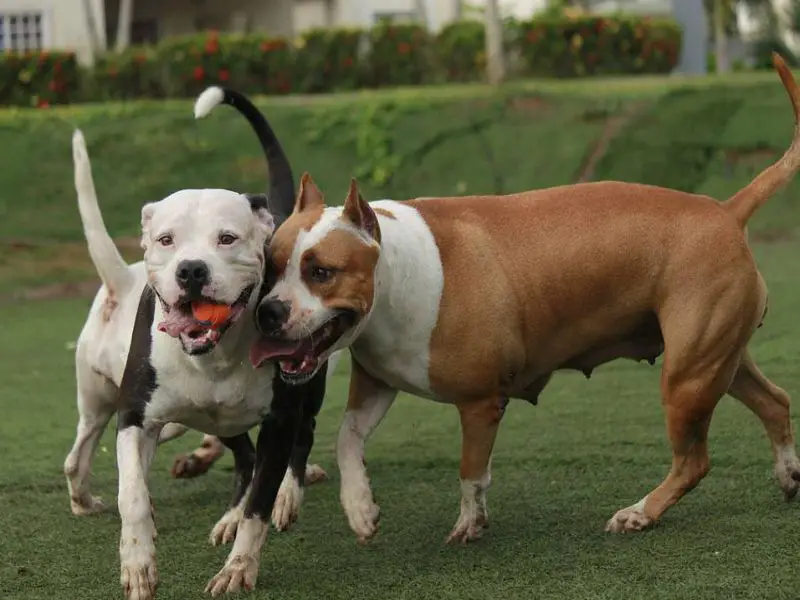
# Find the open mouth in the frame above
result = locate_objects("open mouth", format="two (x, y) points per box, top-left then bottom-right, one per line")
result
(155, 285), (254, 355)
(248, 310), (356, 382)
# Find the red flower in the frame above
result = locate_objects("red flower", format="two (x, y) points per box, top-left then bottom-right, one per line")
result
(53, 61), (62, 73)
(193, 65), (205, 81)
(398, 42), (411, 55)
(48, 80), (58, 91)
(260, 41), (271, 52)
(342, 56), (353, 68)
(205, 38), (219, 54)
(37, 99), (50, 108)
(218, 69), (230, 81)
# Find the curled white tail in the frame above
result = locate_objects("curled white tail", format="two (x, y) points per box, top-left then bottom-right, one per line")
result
(73, 129), (131, 294)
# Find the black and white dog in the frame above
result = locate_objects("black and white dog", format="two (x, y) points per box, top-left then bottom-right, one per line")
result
(66, 88), (341, 599)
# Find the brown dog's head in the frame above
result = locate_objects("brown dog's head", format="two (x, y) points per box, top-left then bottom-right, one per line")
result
(249, 174), (381, 384)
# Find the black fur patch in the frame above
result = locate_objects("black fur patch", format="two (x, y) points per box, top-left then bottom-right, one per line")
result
(117, 286), (157, 430)
(244, 361), (329, 520)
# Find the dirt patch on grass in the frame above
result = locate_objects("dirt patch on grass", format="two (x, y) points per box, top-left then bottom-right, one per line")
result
(575, 101), (649, 183)
(0, 236), (142, 303)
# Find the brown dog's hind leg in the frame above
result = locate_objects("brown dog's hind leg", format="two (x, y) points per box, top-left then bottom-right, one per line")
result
(446, 396), (508, 544)
(606, 284), (760, 533)
(728, 351), (800, 500)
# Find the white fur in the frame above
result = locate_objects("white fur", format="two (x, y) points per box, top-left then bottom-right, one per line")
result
(269, 200), (445, 396)
(205, 517), (268, 596)
(447, 466), (492, 543)
(141, 187), (273, 308)
(118, 427), (159, 600)
(64, 131), (275, 516)
(337, 385), (397, 541)
(64, 131), (344, 598)
(605, 495), (651, 533)
(211, 484), (251, 546)
(194, 86), (225, 120)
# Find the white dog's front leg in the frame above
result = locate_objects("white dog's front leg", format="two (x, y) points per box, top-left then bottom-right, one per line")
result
(205, 517), (268, 597)
(337, 361), (398, 544)
(118, 425), (159, 600)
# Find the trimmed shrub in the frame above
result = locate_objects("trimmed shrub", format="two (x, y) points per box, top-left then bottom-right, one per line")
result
(435, 20), (485, 82)
(517, 15), (682, 77)
(0, 12), (684, 106)
(295, 27), (364, 93)
(155, 31), (295, 98)
(364, 23), (432, 87)
(0, 50), (80, 107)
(90, 47), (162, 100)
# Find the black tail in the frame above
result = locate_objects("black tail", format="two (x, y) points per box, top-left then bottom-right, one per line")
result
(194, 86), (296, 226)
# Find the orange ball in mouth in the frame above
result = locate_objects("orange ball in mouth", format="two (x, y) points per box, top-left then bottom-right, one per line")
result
(191, 302), (232, 329)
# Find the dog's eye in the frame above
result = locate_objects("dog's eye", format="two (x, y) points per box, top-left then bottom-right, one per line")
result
(157, 234), (173, 247)
(309, 266), (335, 283)
(219, 233), (238, 246)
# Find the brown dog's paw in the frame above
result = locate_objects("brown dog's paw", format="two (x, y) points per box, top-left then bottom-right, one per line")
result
(170, 452), (214, 479)
(605, 505), (654, 533)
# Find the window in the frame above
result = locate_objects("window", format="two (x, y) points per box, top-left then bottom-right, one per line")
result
(0, 11), (46, 52)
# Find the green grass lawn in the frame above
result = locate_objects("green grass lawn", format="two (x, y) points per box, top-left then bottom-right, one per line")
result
(1, 242), (799, 600)
(2, 70), (800, 600)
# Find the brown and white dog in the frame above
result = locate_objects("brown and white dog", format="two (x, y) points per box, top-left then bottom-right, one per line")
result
(249, 54), (800, 544)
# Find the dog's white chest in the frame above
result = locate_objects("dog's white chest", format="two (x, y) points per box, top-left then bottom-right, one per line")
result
(352, 200), (445, 401)
(145, 355), (275, 438)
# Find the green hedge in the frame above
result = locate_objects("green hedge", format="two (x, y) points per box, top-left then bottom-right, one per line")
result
(517, 15), (681, 77)
(0, 13), (682, 107)
(0, 50), (80, 107)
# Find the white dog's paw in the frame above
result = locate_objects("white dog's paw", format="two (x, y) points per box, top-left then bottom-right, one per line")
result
(204, 555), (259, 597)
(272, 474), (304, 532)
(70, 494), (107, 516)
(210, 507), (243, 546)
(120, 549), (158, 600)
(341, 480), (380, 544)
(605, 505), (654, 533)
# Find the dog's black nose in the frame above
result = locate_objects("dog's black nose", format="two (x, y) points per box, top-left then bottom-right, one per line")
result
(176, 260), (210, 289)
(257, 298), (290, 332)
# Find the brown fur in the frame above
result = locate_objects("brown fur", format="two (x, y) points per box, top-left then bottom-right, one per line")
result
(272, 54), (800, 537)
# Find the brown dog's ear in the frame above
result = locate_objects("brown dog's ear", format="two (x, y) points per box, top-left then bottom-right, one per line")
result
(342, 178), (380, 243)
(293, 172), (325, 214)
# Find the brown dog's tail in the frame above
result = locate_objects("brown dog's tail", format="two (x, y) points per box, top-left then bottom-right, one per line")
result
(723, 53), (800, 228)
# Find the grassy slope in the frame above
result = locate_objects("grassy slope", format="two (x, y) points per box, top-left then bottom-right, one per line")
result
(2, 70), (800, 599)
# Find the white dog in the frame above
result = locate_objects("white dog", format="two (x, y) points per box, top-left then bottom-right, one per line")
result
(63, 87), (341, 599)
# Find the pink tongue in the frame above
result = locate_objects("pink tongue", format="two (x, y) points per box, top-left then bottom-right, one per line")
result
(249, 337), (305, 368)
(157, 312), (204, 338)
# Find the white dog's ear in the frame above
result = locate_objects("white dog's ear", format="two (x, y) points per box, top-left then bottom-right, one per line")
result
(244, 193), (276, 237)
(140, 202), (156, 250)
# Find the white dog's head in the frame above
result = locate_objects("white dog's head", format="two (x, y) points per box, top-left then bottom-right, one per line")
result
(142, 189), (275, 355)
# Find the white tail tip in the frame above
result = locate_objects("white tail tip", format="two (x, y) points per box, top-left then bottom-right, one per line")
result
(194, 86), (225, 119)
(72, 128), (89, 168)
